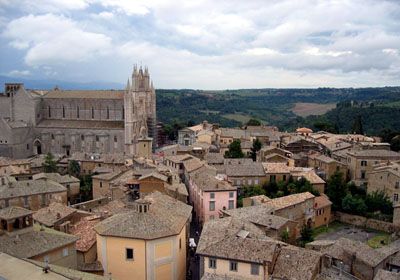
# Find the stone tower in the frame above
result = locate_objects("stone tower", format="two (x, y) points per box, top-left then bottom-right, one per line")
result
(124, 65), (156, 155)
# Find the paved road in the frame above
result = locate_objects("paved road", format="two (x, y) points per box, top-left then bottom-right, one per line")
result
(187, 217), (201, 280)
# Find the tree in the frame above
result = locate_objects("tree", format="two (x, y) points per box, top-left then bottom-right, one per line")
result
(281, 229), (290, 243)
(250, 138), (262, 161)
(187, 120), (195, 127)
(43, 153), (57, 173)
(352, 115), (364, 135)
(80, 175), (93, 202)
(299, 224), (314, 247)
(68, 160), (80, 177)
(224, 139), (244, 158)
(263, 181), (278, 197)
(237, 185), (265, 207)
(390, 135), (400, 152)
(365, 191), (393, 215)
(246, 118), (261, 126)
(326, 171), (348, 211)
(342, 194), (367, 216)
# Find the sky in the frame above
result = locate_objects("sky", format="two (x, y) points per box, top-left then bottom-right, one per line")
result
(0, 0), (399, 89)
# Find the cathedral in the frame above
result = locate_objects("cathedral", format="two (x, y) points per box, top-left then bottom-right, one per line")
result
(0, 66), (156, 159)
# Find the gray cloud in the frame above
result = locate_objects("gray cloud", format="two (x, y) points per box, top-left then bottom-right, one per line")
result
(0, 0), (399, 88)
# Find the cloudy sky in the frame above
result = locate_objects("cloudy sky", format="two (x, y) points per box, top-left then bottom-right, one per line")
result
(0, 0), (399, 89)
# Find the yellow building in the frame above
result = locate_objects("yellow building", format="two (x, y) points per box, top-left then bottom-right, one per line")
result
(94, 191), (192, 280)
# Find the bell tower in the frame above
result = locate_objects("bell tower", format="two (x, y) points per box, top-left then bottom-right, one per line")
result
(124, 65), (156, 155)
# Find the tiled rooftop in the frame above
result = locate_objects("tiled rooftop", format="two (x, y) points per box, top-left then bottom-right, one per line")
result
(196, 216), (278, 264)
(33, 203), (77, 227)
(314, 195), (332, 209)
(0, 227), (78, 259)
(0, 206), (33, 220)
(70, 216), (100, 252)
(0, 177), (66, 199)
(347, 149), (400, 158)
(0, 253), (108, 280)
(33, 172), (79, 184)
(94, 192), (192, 240)
(264, 192), (315, 211)
(223, 205), (294, 230)
(225, 162), (265, 177)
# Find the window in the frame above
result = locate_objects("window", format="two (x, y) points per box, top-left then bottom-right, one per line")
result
(209, 201), (215, 211)
(228, 200), (234, 209)
(229, 191), (234, 198)
(77, 106), (80, 118)
(254, 179), (259, 185)
(179, 238), (182, 249)
(114, 136), (118, 143)
(209, 258), (217, 269)
(51, 134), (54, 140)
(81, 135), (84, 141)
(229, 261), (238, 271)
(48, 106), (51, 118)
(361, 170), (366, 179)
(251, 264), (259, 275)
(247, 179), (252, 185)
(210, 192), (215, 199)
(396, 182), (399, 189)
(96, 136), (99, 142)
(122, 106), (125, 119)
(26, 144), (29, 150)
(283, 175), (287, 181)
(62, 106), (65, 118)
(100, 182), (103, 188)
(91, 107), (94, 119)
(361, 160), (367, 167)
(106, 107), (110, 119)
(126, 248), (134, 260)
(62, 248), (69, 257)
(394, 194), (399, 202)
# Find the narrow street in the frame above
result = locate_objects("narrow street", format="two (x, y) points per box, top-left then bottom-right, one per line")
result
(188, 214), (201, 280)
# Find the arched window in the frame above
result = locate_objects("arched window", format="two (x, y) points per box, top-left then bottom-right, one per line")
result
(122, 106), (125, 120)
(48, 106), (51, 118)
(107, 106), (110, 119)
(62, 106), (65, 118)
(77, 106), (79, 118)
(91, 107), (94, 119)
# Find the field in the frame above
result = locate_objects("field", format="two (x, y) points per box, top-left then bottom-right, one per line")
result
(222, 113), (253, 124)
(291, 102), (336, 117)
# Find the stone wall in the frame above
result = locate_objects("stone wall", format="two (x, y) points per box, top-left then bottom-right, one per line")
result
(335, 211), (400, 233)
(71, 197), (110, 212)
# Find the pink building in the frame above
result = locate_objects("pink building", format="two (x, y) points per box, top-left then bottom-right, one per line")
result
(187, 165), (237, 225)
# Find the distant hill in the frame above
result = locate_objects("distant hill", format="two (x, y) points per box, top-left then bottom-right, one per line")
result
(2, 76), (399, 137)
(0, 75), (123, 91)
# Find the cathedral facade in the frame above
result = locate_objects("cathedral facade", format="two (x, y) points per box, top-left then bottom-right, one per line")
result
(0, 66), (156, 159)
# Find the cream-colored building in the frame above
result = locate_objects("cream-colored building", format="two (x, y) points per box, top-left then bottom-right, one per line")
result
(94, 192), (192, 280)
(307, 153), (348, 180)
(347, 149), (400, 186)
(197, 216), (322, 280)
(33, 172), (80, 204)
(367, 162), (400, 204)
(0, 176), (67, 210)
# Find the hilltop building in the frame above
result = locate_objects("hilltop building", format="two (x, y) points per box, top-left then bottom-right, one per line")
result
(0, 65), (156, 158)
